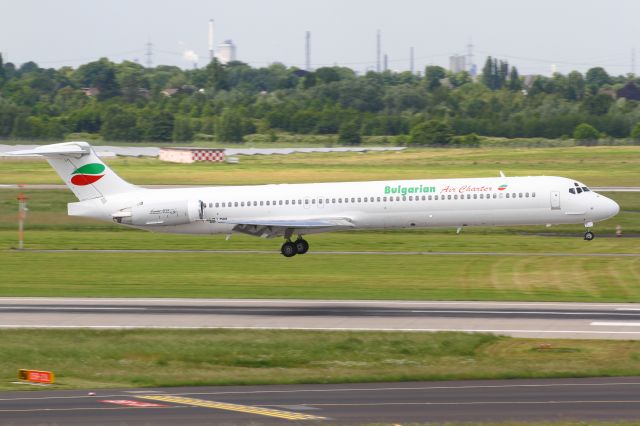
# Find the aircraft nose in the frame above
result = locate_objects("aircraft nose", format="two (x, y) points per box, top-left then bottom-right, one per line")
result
(601, 197), (620, 219)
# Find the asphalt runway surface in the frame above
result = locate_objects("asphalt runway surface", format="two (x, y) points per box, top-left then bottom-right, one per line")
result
(3, 377), (640, 425)
(3, 298), (640, 339)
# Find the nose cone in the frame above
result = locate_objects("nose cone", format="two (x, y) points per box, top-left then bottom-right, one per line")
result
(602, 197), (620, 220)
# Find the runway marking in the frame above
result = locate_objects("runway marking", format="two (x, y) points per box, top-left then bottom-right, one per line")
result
(616, 308), (640, 311)
(139, 395), (326, 421)
(3, 381), (640, 403)
(307, 400), (640, 406)
(3, 325), (640, 335)
(0, 307), (147, 311)
(591, 322), (640, 327)
(0, 406), (182, 413)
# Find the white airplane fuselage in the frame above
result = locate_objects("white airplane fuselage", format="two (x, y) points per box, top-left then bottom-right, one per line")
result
(9, 142), (620, 257)
(70, 176), (619, 235)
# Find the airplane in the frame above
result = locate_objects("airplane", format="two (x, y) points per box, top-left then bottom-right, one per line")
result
(9, 141), (620, 257)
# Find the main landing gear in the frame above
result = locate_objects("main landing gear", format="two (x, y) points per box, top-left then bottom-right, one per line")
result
(281, 237), (309, 257)
(584, 221), (595, 241)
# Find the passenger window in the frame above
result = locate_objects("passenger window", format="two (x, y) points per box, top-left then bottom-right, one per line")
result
(519, 193), (523, 198)
(479, 194), (484, 199)
(525, 193), (529, 198)
(506, 194), (510, 199)
(422, 195), (426, 200)
(467, 194), (471, 199)
(409, 196), (413, 201)
(377, 197), (381, 202)
(338, 198), (342, 203)
(454, 195), (458, 200)
(447, 195), (452, 200)
(383, 197), (387, 202)
(401, 196), (405, 201)
(312, 199), (316, 204)
(428, 195), (432, 200)
(241, 202), (245, 207)
(351, 198), (355, 203)
(208, 203), (212, 208)
(357, 198), (361, 202)
(254, 201), (257, 206)
(319, 199), (323, 204)
(532, 192), (536, 197)
(234, 202), (239, 207)
(279, 200), (283, 205)
(473, 194), (477, 199)
(215, 202), (219, 208)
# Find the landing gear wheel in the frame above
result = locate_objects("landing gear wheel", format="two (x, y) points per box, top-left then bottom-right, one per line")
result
(281, 241), (297, 257)
(295, 238), (309, 255)
(584, 231), (595, 241)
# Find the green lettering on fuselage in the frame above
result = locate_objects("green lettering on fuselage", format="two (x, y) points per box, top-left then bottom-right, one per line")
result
(384, 184), (435, 195)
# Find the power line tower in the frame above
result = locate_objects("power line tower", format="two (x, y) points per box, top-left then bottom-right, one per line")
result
(305, 30), (311, 71)
(376, 30), (381, 73)
(145, 41), (153, 68)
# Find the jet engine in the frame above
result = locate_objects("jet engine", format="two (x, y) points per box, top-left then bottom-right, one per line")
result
(113, 200), (205, 226)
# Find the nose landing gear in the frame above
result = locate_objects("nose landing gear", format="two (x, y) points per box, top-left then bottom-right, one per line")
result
(281, 237), (310, 257)
(584, 221), (594, 241)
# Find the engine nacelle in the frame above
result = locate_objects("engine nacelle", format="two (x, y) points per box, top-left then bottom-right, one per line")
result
(114, 200), (203, 226)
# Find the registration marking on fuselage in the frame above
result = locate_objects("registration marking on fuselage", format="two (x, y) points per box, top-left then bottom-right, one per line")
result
(138, 395), (327, 421)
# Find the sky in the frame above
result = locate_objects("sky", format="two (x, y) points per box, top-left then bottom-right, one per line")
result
(1, 0), (639, 76)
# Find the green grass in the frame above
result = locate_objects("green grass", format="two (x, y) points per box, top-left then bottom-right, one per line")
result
(2, 145), (639, 185)
(0, 189), (638, 301)
(1, 249), (639, 301)
(4, 329), (640, 391)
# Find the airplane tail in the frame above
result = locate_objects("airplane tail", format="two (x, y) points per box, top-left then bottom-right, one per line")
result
(8, 141), (139, 201)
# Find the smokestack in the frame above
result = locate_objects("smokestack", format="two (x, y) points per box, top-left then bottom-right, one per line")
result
(376, 30), (381, 72)
(208, 19), (214, 61)
(305, 31), (311, 71)
(383, 53), (388, 71)
(410, 46), (414, 74)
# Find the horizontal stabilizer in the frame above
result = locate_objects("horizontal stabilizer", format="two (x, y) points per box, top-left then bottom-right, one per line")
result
(7, 142), (90, 157)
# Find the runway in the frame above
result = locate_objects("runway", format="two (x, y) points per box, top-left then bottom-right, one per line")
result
(3, 298), (640, 339)
(2, 377), (640, 424)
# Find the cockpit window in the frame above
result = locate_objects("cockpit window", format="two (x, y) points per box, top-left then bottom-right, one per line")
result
(569, 188), (575, 194)
(582, 187), (590, 192)
(576, 187), (583, 194)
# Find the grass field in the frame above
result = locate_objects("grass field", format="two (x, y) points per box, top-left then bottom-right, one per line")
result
(4, 329), (640, 391)
(1, 146), (639, 186)
(0, 146), (638, 301)
(0, 189), (638, 301)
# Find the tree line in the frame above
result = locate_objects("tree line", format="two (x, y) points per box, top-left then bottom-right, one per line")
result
(0, 54), (639, 145)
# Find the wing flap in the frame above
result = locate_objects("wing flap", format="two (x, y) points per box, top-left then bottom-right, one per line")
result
(224, 218), (354, 228)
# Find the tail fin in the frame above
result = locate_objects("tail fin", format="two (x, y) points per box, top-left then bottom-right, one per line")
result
(8, 141), (138, 201)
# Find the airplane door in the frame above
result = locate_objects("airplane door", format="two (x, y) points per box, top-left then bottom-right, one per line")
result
(550, 191), (560, 210)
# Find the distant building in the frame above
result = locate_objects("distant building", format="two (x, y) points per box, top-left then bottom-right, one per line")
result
(215, 40), (237, 64)
(449, 54), (466, 73)
(617, 82), (640, 101)
(81, 87), (100, 97)
(159, 147), (226, 164)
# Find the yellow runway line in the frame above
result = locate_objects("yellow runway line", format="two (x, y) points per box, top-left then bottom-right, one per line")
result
(139, 395), (326, 421)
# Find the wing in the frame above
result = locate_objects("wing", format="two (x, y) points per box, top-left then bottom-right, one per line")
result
(223, 217), (355, 238)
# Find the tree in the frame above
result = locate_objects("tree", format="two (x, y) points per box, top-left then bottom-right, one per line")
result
(101, 106), (140, 141)
(0, 53), (5, 88)
(573, 123), (599, 141)
(409, 120), (454, 146)
(581, 94), (613, 116)
(631, 122), (640, 140)
(216, 109), (246, 143)
(585, 67), (611, 93)
(173, 116), (194, 142)
(138, 110), (174, 142)
(338, 120), (361, 145)
(424, 66), (446, 90)
(507, 66), (522, 91)
(74, 58), (120, 100)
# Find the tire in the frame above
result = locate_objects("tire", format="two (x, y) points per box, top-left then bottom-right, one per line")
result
(584, 231), (595, 241)
(281, 241), (297, 257)
(295, 239), (309, 255)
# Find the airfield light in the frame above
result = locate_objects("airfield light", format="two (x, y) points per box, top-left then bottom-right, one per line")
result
(17, 192), (28, 250)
